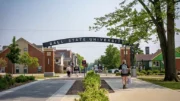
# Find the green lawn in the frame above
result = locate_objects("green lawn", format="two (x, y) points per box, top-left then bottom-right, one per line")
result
(138, 77), (180, 90)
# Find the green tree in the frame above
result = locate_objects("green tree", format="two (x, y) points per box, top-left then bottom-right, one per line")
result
(19, 52), (32, 75)
(76, 53), (84, 70)
(176, 47), (180, 53)
(0, 58), (7, 72)
(90, 0), (180, 81)
(30, 57), (39, 75)
(6, 36), (21, 74)
(100, 44), (120, 69)
(93, 59), (100, 66)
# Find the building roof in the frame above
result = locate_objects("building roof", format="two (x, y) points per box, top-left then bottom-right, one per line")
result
(1, 38), (43, 53)
(135, 54), (153, 61)
(135, 49), (162, 61)
(2, 46), (8, 50)
(32, 43), (43, 48)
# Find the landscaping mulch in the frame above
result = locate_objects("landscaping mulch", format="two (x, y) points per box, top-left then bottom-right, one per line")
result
(66, 80), (114, 95)
(0, 80), (35, 92)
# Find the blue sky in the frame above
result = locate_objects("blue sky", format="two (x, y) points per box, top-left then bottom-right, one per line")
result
(0, 0), (180, 63)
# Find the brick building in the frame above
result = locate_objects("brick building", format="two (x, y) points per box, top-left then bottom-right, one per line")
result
(0, 38), (78, 74)
(0, 38), (45, 74)
(55, 50), (77, 73)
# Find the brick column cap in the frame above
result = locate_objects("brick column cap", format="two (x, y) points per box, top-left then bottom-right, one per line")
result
(43, 48), (55, 52)
(120, 47), (130, 50)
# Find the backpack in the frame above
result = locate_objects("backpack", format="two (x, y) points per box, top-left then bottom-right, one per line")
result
(121, 64), (128, 74)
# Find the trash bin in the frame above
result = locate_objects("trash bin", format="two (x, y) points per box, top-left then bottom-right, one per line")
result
(131, 66), (137, 77)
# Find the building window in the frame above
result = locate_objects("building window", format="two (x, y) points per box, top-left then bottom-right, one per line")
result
(38, 66), (42, 73)
(156, 61), (159, 67)
(24, 48), (28, 52)
(24, 67), (28, 73)
(153, 61), (156, 65)
(153, 61), (160, 67)
(16, 66), (19, 73)
(0, 67), (5, 73)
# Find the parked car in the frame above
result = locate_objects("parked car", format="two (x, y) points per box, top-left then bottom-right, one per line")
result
(108, 69), (120, 73)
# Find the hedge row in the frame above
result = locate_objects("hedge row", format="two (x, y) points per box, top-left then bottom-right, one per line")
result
(0, 74), (35, 90)
(137, 70), (165, 76)
(115, 69), (165, 76)
(76, 71), (109, 101)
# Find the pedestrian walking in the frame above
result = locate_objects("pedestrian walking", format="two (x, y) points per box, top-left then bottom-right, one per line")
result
(74, 66), (80, 77)
(66, 65), (71, 77)
(119, 60), (130, 89)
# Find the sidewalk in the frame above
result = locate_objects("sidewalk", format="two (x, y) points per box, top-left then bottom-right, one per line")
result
(61, 78), (180, 101)
(58, 73), (117, 78)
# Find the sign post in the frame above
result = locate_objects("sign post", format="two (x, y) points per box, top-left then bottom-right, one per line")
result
(82, 60), (86, 77)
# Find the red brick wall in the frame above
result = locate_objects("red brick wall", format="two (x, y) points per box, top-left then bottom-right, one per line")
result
(176, 59), (180, 71)
(44, 51), (54, 72)
(0, 49), (14, 73)
(28, 44), (45, 73)
(120, 48), (131, 68)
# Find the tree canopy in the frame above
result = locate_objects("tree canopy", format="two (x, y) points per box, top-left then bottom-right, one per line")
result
(76, 53), (84, 69)
(30, 57), (39, 69)
(6, 36), (21, 64)
(90, 0), (180, 81)
(19, 52), (32, 67)
(100, 44), (120, 69)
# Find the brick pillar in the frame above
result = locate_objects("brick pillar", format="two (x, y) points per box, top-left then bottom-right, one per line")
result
(44, 48), (55, 77)
(120, 47), (131, 68)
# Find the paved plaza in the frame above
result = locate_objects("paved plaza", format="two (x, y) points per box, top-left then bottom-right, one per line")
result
(0, 74), (180, 101)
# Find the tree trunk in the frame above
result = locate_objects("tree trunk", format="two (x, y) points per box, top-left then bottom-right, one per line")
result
(166, 0), (179, 82)
(153, 0), (170, 81)
(12, 63), (14, 74)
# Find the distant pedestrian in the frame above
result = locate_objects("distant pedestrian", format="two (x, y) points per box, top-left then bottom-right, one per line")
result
(119, 60), (130, 89)
(66, 65), (71, 77)
(74, 66), (80, 77)
(140, 65), (142, 72)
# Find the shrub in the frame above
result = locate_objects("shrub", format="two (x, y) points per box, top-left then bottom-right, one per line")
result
(140, 70), (147, 75)
(153, 70), (160, 75)
(137, 71), (145, 76)
(4, 74), (14, 86)
(147, 70), (153, 75)
(0, 75), (3, 79)
(116, 72), (121, 76)
(0, 78), (8, 90)
(83, 71), (100, 89)
(15, 75), (28, 83)
(160, 69), (165, 73)
(0, 74), (16, 90)
(78, 88), (109, 101)
(28, 76), (35, 80)
(77, 70), (109, 101)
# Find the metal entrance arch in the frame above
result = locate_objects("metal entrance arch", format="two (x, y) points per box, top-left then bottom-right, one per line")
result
(42, 37), (124, 47)
(42, 37), (135, 77)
